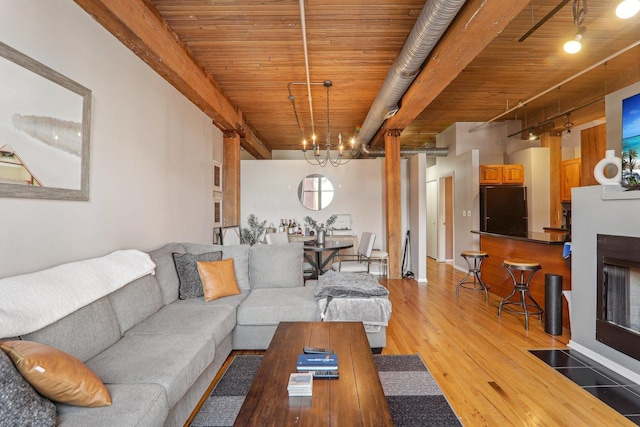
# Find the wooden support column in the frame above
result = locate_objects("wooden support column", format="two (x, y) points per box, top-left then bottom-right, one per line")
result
(223, 130), (241, 227)
(581, 123), (607, 186)
(541, 133), (563, 228)
(385, 129), (402, 279)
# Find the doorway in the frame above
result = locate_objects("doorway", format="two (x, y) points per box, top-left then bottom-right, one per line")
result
(438, 175), (454, 262)
(426, 180), (438, 259)
(426, 176), (454, 262)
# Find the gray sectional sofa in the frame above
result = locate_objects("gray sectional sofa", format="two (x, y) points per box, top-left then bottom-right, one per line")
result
(1, 241), (386, 427)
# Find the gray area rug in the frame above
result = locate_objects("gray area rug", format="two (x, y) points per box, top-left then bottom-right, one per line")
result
(191, 354), (461, 426)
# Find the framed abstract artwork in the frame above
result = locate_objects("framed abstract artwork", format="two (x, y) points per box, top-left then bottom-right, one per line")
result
(0, 41), (91, 200)
(213, 197), (222, 228)
(213, 160), (222, 193)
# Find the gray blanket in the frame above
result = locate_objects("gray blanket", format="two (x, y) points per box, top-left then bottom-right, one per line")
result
(314, 271), (389, 299)
(314, 271), (391, 332)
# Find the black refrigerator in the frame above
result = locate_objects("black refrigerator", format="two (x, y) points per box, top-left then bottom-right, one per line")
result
(480, 186), (528, 235)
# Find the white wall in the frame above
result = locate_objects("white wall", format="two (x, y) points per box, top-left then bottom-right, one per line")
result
(409, 154), (427, 282)
(572, 186), (640, 377)
(426, 147), (479, 271)
(507, 147), (550, 232)
(0, 1), (218, 278)
(239, 159), (394, 252)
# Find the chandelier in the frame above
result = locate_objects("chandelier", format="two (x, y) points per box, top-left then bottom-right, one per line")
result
(289, 80), (357, 167)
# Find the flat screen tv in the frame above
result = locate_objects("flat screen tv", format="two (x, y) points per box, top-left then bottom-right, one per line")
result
(621, 92), (640, 185)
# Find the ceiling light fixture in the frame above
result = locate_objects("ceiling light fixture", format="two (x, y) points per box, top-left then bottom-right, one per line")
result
(294, 0), (356, 167)
(564, 0), (588, 54)
(616, 0), (640, 18)
(291, 80), (356, 167)
(564, 27), (586, 54)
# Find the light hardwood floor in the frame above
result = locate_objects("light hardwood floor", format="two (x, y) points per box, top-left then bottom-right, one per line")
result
(383, 258), (633, 426)
(190, 258), (634, 426)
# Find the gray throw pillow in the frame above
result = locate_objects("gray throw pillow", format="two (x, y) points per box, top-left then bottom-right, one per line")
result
(0, 349), (56, 426)
(173, 251), (223, 299)
(249, 243), (303, 289)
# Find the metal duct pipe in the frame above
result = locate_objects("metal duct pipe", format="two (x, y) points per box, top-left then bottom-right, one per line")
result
(360, 145), (449, 158)
(356, 0), (467, 147)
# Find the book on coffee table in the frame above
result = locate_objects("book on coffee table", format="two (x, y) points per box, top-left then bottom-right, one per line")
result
(296, 353), (338, 371)
(288, 372), (313, 396)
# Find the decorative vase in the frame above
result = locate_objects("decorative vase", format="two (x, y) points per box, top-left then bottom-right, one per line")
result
(593, 149), (621, 186)
(316, 229), (325, 245)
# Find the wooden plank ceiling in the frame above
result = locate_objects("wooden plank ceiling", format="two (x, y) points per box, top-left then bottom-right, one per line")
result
(83, 0), (640, 156)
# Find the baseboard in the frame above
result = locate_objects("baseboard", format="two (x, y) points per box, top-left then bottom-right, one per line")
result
(568, 340), (640, 385)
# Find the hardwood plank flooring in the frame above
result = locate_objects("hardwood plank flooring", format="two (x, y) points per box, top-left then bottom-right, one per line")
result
(188, 258), (634, 426)
(383, 258), (632, 426)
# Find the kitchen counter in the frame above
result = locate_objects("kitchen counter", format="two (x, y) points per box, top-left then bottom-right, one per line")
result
(471, 230), (569, 245)
(471, 230), (571, 330)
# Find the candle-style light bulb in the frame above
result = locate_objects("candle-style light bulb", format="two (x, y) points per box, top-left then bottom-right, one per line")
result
(302, 138), (307, 151)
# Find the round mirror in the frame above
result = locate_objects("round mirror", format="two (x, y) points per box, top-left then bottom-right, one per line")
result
(298, 174), (334, 210)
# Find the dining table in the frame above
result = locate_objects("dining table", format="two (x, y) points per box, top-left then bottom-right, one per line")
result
(303, 240), (354, 279)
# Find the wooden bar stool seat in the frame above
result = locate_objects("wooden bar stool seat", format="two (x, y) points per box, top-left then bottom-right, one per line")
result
(499, 259), (543, 330)
(456, 251), (489, 302)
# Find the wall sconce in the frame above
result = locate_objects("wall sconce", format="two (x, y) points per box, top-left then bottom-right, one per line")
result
(616, 0), (640, 18)
(563, 27), (586, 54)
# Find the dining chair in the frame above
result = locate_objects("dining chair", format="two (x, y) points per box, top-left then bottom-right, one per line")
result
(331, 232), (376, 273)
(265, 232), (289, 244)
(265, 232), (314, 277)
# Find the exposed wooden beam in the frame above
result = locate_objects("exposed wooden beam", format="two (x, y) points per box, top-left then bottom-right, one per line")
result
(370, 0), (530, 147)
(73, 0), (271, 159)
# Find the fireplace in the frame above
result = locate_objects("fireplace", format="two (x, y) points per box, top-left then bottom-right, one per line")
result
(597, 234), (640, 361)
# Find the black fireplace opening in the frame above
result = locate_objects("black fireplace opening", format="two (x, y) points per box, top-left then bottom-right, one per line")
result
(597, 234), (640, 361)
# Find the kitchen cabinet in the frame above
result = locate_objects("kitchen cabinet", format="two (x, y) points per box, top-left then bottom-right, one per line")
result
(561, 158), (581, 201)
(480, 164), (524, 185)
(479, 165), (503, 184)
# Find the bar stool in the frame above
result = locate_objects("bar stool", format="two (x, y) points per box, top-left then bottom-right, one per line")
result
(499, 259), (543, 330)
(456, 251), (489, 302)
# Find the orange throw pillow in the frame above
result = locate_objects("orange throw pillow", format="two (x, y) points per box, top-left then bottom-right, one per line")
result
(0, 340), (111, 407)
(197, 258), (241, 302)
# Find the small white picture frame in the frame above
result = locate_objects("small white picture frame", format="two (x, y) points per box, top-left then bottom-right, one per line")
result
(213, 197), (223, 228)
(213, 160), (222, 193)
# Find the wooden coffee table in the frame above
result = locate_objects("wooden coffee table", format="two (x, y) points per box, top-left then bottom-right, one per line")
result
(234, 321), (393, 426)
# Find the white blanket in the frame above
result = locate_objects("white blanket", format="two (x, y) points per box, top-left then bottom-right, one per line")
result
(0, 249), (156, 338)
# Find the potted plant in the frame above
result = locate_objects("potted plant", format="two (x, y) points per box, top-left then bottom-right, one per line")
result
(240, 214), (267, 245)
(303, 215), (337, 244)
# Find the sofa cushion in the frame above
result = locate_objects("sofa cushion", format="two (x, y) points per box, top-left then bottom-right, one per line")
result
(108, 274), (164, 334)
(86, 334), (215, 408)
(149, 243), (186, 305)
(22, 297), (121, 363)
(197, 259), (240, 302)
(124, 295), (244, 348)
(173, 251), (222, 300)
(249, 243), (303, 289)
(182, 243), (251, 291)
(0, 349), (56, 426)
(0, 340), (111, 407)
(56, 383), (168, 427)
(236, 284), (321, 325)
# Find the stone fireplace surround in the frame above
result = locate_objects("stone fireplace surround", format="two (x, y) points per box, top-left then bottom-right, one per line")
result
(571, 185), (640, 384)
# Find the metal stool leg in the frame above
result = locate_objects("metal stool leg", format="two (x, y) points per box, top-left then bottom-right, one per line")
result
(499, 264), (543, 330)
(456, 253), (489, 301)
